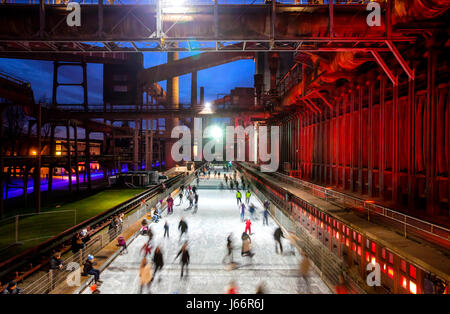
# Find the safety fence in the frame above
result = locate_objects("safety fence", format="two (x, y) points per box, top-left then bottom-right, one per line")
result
(270, 170), (450, 247)
(240, 165), (366, 294)
(19, 169), (200, 294)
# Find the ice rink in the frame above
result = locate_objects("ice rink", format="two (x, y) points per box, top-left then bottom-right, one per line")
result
(91, 176), (331, 294)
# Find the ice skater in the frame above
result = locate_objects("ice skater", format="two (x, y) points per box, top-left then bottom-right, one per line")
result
(193, 192), (199, 214)
(245, 190), (251, 204)
(240, 203), (246, 222)
(174, 242), (190, 279)
(138, 258), (153, 294)
(249, 203), (256, 221)
(177, 192), (183, 206)
(222, 233), (234, 264)
(178, 217), (188, 241)
(166, 195), (174, 214)
(274, 227), (285, 254)
(297, 252), (311, 293)
(164, 220), (169, 238)
(244, 218), (252, 235)
(152, 246), (164, 280)
(236, 190), (242, 206)
(241, 232), (254, 260)
(263, 206), (269, 226)
(141, 239), (152, 257)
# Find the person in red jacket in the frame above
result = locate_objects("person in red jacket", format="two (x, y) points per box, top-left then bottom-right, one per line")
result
(244, 219), (252, 235)
(167, 195), (174, 214)
(226, 280), (238, 294)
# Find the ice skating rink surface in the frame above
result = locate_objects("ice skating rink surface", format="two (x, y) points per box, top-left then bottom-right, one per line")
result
(91, 177), (331, 294)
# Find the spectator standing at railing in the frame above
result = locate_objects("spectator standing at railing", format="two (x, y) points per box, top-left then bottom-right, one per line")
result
(1, 281), (22, 294)
(71, 232), (84, 254)
(108, 217), (118, 241)
(49, 252), (63, 271)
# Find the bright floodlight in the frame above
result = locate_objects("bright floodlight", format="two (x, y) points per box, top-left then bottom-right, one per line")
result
(210, 125), (223, 140)
(205, 102), (211, 109)
(163, 0), (186, 13)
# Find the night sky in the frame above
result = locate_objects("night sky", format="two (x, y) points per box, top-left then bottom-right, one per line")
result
(0, 52), (255, 106)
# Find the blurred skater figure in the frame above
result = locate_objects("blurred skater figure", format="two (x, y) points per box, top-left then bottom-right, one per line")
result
(226, 280), (238, 294)
(141, 239), (152, 257)
(236, 190), (242, 205)
(297, 252), (311, 293)
(334, 273), (349, 294)
(140, 219), (149, 235)
(230, 180), (234, 190)
(117, 236), (128, 254)
(193, 192), (199, 214)
(166, 195), (174, 214)
(245, 190), (251, 204)
(177, 191), (183, 206)
(138, 258), (153, 294)
(164, 220), (170, 238)
(244, 218), (252, 235)
(156, 199), (162, 215)
(222, 233), (234, 264)
(152, 246), (164, 281)
(263, 205), (269, 226)
(255, 282), (267, 294)
(240, 203), (246, 222)
(241, 232), (254, 260)
(174, 242), (190, 279)
(274, 227), (285, 254)
(178, 217), (188, 241)
(249, 203), (256, 220)
(187, 190), (194, 210)
(224, 175), (228, 186)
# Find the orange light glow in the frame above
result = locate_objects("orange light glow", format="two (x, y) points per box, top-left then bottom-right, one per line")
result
(365, 200), (375, 204)
(31, 150), (37, 155)
(401, 276), (408, 289)
(56, 151), (62, 156)
(336, 232), (340, 240)
(388, 267), (394, 279)
(371, 257), (376, 265)
(409, 281), (417, 294)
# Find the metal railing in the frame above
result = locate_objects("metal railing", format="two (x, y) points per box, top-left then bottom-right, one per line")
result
(19, 168), (200, 294)
(243, 162), (450, 246)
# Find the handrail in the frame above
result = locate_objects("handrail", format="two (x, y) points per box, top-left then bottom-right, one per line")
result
(0, 172), (183, 281)
(1, 165), (204, 293)
(242, 162), (450, 247)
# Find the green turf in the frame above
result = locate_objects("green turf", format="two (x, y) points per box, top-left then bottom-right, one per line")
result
(0, 188), (145, 261)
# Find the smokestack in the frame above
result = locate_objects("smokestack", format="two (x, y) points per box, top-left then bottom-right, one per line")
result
(200, 86), (205, 106)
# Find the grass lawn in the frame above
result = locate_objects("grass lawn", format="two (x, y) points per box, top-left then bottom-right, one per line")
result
(0, 188), (145, 262)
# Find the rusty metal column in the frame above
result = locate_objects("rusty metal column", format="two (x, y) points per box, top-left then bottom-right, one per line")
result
(368, 80), (375, 197)
(165, 49), (179, 170)
(407, 76), (416, 209)
(392, 73), (399, 203)
(349, 85), (355, 192)
(379, 76), (386, 199)
(191, 71), (197, 107)
(358, 84), (363, 195)
(426, 49), (437, 216)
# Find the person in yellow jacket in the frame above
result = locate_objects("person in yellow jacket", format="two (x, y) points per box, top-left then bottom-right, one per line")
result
(236, 190), (242, 206)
